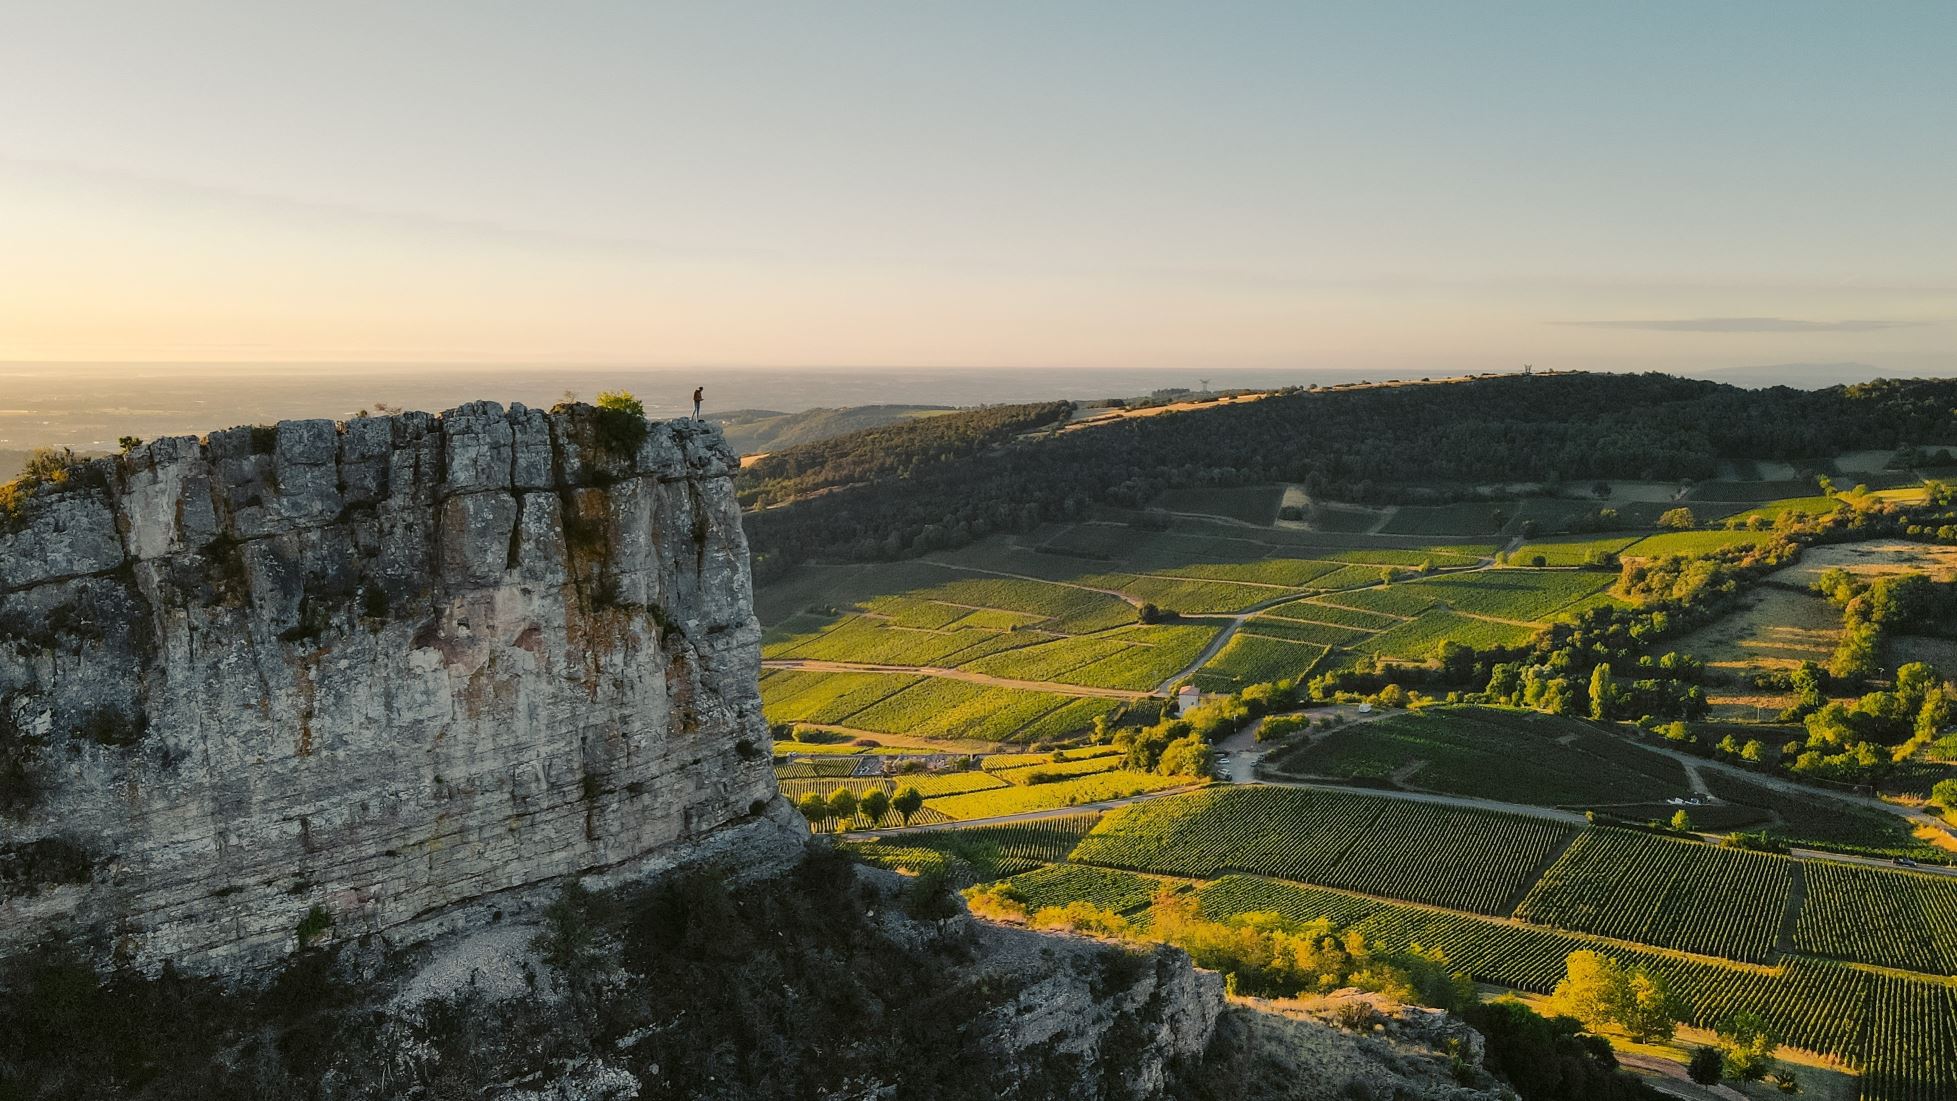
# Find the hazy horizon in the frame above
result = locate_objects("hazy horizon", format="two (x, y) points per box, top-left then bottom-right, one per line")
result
(0, 360), (1928, 458)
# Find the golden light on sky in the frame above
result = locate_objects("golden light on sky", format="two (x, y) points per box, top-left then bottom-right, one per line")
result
(0, 3), (1951, 374)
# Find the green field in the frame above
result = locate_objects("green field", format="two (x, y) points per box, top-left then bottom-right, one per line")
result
(1623, 528), (1779, 557)
(925, 770), (1189, 820)
(1403, 569), (1616, 620)
(1190, 631), (1328, 692)
(1684, 479), (1819, 503)
(1514, 829), (1793, 964)
(965, 622), (1216, 690)
(846, 678), (1115, 741)
(1716, 495), (1842, 524)
(1263, 706), (1691, 806)
(1265, 599), (1403, 631)
(779, 772), (1006, 801)
(1238, 612), (1375, 648)
(762, 670), (1128, 743)
(1509, 533), (1643, 567)
(990, 754), (1125, 785)
(1069, 786), (1573, 915)
(1359, 610), (1537, 659)
(761, 670), (922, 725)
(1314, 583), (1438, 618)
(841, 814), (1104, 882)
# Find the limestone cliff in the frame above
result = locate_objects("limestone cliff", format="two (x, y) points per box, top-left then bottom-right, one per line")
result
(0, 402), (790, 969)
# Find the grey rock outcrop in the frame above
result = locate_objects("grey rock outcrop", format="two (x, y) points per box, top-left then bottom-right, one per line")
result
(972, 922), (1224, 1098)
(0, 403), (790, 969)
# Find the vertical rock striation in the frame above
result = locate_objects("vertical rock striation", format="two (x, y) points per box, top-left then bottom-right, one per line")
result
(0, 403), (787, 969)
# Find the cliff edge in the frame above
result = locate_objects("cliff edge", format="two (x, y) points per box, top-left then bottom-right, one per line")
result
(0, 402), (794, 969)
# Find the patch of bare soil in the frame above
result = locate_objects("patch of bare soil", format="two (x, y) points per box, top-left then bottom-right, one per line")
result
(1773, 540), (1957, 586)
(1673, 587), (1841, 719)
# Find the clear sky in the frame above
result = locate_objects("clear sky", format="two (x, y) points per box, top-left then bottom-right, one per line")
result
(0, 2), (1951, 374)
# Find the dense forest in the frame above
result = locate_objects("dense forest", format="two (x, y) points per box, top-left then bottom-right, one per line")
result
(740, 373), (1957, 573)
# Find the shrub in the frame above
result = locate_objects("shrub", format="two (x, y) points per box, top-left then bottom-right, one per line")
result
(1688, 1045), (1724, 1085)
(294, 904), (332, 945)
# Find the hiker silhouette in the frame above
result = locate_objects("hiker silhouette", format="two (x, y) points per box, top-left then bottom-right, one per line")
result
(692, 386), (703, 420)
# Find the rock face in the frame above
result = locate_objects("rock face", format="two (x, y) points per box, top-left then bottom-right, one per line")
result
(972, 923), (1224, 1098)
(0, 403), (786, 969)
(1205, 991), (1512, 1101)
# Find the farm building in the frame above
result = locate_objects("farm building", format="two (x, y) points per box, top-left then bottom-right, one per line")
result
(1175, 684), (1202, 716)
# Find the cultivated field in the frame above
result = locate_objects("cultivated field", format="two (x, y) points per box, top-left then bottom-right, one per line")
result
(1514, 829), (1794, 963)
(1264, 706), (1692, 807)
(1069, 786), (1574, 915)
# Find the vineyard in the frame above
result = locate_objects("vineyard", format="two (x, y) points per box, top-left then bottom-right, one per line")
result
(841, 813), (1104, 883)
(1235, 613), (1374, 648)
(1358, 611), (1537, 660)
(1398, 569), (1615, 621)
(1860, 974), (1957, 1101)
(1701, 768), (1942, 862)
(1263, 706), (1691, 807)
(924, 770), (1188, 820)
(990, 754), (1126, 785)
(1191, 632), (1328, 692)
(1795, 861), (1957, 974)
(1264, 600), (1403, 631)
(778, 772), (1004, 802)
(1377, 501), (1513, 537)
(1508, 533), (1642, 567)
(1623, 528), (1779, 557)
(1188, 874), (1950, 1088)
(1068, 787), (1573, 914)
(836, 769), (1957, 1095)
(1514, 829), (1794, 963)
(967, 623), (1218, 690)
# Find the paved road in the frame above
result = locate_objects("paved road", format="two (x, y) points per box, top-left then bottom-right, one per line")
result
(760, 659), (1153, 700)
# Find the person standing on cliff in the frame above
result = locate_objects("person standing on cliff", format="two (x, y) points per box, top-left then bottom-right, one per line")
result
(692, 386), (703, 420)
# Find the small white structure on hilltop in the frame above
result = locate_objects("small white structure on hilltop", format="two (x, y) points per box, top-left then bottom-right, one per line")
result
(1175, 684), (1201, 716)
